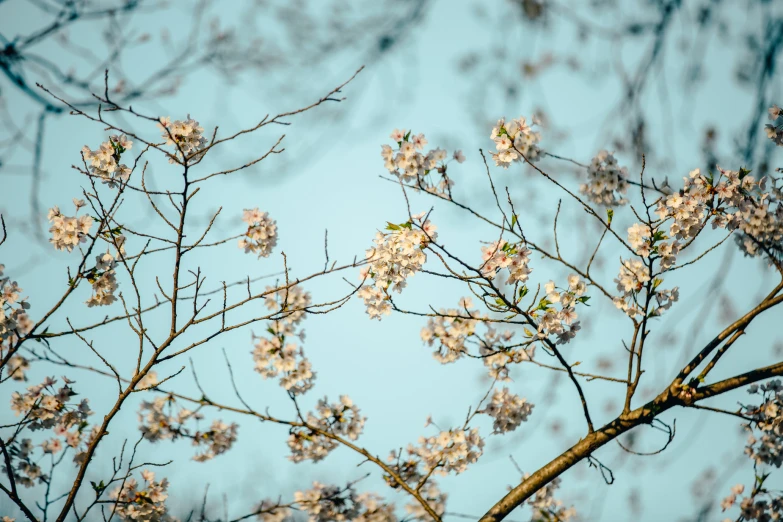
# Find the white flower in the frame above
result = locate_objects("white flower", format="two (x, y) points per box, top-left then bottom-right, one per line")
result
(580, 150), (629, 206)
(287, 396), (365, 463)
(481, 387), (534, 433)
(380, 131), (458, 196)
(358, 220), (434, 319)
(110, 471), (171, 521)
(239, 208), (278, 258)
(409, 428), (484, 476)
(158, 115), (208, 163)
(489, 116), (542, 168)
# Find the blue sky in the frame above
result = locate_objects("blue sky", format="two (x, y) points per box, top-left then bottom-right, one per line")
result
(1, 1), (782, 520)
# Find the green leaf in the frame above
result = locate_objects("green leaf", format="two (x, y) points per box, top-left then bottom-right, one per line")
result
(385, 222), (401, 231)
(518, 285), (529, 299)
(606, 208), (614, 226)
(511, 214), (518, 228)
(403, 130), (411, 141)
(577, 296), (591, 306)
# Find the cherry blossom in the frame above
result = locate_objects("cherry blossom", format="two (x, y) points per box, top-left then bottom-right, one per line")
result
(239, 208), (278, 258)
(381, 130), (459, 197)
(85, 252), (119, 307)
(359, 215), (435, 318)
(158, 115), (208, 163)
(1, 265), (32, 357)
(253, 285), (315, 395)
(480, 387), (534, 434)
(293, 482), (396, 522)
(526, 475), (577, 521)
(138, 396), (238, 461)
(409, 427), (484, 476)
(81, 134), (133, 187)
(110, 470), (172, 522)
(480, 240), (533, 285)
(420, 298), (482, 364)
(580, 150), (629, 206)
(489, 116), (542, 168)
(287, 395), (365, 463)
(47, 205), (93, 252)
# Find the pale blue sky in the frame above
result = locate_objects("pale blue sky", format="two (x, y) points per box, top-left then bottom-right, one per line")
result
(1, 1), (782, 521)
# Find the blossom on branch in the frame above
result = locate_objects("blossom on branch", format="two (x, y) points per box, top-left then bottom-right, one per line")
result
(480, 387), (534, 434)
(358, 214), (435, 319)
(381, 130), (459, 197)
(489, 116), (542, 168)
(580, 150), (629, 206)
(158, 115), (208, 163)
(287, 395), (365, 463)
(81, 134), (133, 187)
(239, 208), (278, 258)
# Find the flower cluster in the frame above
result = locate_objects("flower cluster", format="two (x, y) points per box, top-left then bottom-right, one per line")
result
(480, 240), (533, 285)
(239, 208), (278, 258)
(381, 129), (464, 197)
(533, 275), (587, 344)
(720, 483), (783, 522)
(252, 329), (315, 395)
(138, 396), (237, 462)
(742, 380), (783, 468)
(479, 326), (532, 381)
(580, 150), (629, 206)
(765, 104), (783, 146)
(158, 115), (208, 163)
(253, 285), (315, 395)
(6, 377), (94, 484)
(420, 298), (482, 364)
(264, 284), (311, 326)
(47, 204), (93, 252)
(82, 134), (133, 187)
(10, 377), (91, 431)
(613, 257), (679, 318)
(409, 428), (484, 476)
(138, 396), (198, 442)
(613, 259), (680, 317)
(526, 476), (577, 522)
(627, 222), (681, 270)
(5, 355), (30, 381)
(383, 451), (448, 518)
(294, 482), (397, 522)
(192, 419), (239, 462)
(480, 387), (534, 434)
(85, 252), (119, 307)
(489, 116), (542, 168)
(733, 173), (783, 261)
(654, 166), (780, 262)
(287, 395), (365, 463)
(1, 439), (45, 488)
(655, 169), (711, 240)
(110, 470), (172, 522)
(358, 214), (435, 319)
(614, 258), (649, 296)
(405, 484), (447, 521)
(1, 264), (32, 355)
